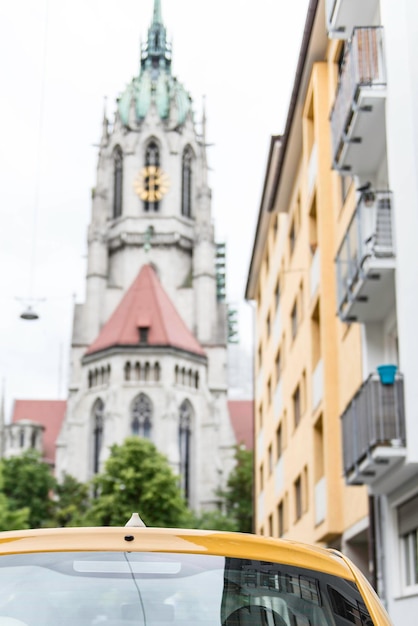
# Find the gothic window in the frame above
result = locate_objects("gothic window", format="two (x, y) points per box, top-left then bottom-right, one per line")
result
(131, 393), (152, 439)
(113, 146), (123, 218)
(124, 362), (131, 382)
(179, 400), (192, 502)
(181, 146), (193, 218)
(154, 362), (160, 382)
(144, 140), (160, 212)
(19, 429), (25, 448)
(134, 362), (141, 381)
(92, 398), (104, 475)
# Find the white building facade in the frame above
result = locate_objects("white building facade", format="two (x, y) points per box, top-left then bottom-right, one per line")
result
(327, 0), (418, 621)
(56, 0), (236, 511)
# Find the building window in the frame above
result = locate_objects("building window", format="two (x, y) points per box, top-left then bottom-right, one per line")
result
(131, 393), (152, 439)
(267, 377), (272, 406)
(278, 500), (284, 537)
(291, 301), (298, 339)
(275, 350), (281, 383)
(295, 476), (302, 521)
(399, 494), (418, 587)
(293, 385), (301, 428)
(276, 423), (283, 460)
(179, 400), (192, 502)
(181, 146), (193, 217)
(289, 219), (296, 255)
(144, 141), (160, 212)
(138, 326), (149, 344)
(258, 404), (263, 429)
(266, 313), (271, 338)
(275, 281), (280, 310)
(268, 444), (273, 475)
(113, 146), (123, 218)
(259, 464), (264, 491)
(92, 398), (104, 475)
(268, 514), (273, 537)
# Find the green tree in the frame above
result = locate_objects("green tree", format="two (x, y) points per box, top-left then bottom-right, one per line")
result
(0, 493), (30, 531)
(81, 437), (189, 527)
(0, 449), (56, 528)
(0, 467), (30, 531)
(51, 473), (90, 527)
(219, 446), (253, 533)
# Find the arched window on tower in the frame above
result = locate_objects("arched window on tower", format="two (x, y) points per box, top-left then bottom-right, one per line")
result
(113, 146), (123, 218)
(179, 399), (192, 502)
(131, 393), (153, 439)
(92, 398), (105, 475)
(144, 141), (160, 213)
(181, 146), (193, 218)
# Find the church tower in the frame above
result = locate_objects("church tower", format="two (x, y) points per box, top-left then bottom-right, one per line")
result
(56, 0), (236, 511)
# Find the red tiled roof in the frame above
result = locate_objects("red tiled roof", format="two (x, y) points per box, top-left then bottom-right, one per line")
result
(228, 400), (254, 450)
(86, 264), (205, 357)
(12, 400), (67, 465)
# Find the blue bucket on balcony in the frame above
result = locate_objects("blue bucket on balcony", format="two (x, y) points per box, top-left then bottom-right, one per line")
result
(377, 364), (397, 385)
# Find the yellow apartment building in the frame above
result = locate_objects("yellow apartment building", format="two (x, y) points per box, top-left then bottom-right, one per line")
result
(245, 0), (371, 578)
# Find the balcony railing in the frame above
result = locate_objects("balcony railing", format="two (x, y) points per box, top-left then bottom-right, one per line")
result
(341, 374), (406, 484)
(330, 27), (386, 169)
(336, 190), (395, 321)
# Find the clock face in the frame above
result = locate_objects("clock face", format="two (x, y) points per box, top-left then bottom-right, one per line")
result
(133, 166), (170, 202)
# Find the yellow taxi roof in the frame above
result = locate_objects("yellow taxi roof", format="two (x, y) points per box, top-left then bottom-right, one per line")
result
(0, 526), (353, 580)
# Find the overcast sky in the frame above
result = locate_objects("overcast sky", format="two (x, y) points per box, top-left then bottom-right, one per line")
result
(0, 0), (310, 419)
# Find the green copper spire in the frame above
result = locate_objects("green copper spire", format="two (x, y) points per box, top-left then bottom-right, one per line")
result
(153, 0), (162, 24)
(118, 0), (192, 127)
(141, 0), (171, 74)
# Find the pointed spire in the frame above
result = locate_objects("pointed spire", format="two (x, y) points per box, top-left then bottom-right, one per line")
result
(153, 0), (162, 25)
(141, 0), (172, 74)
(201, 96), (209, 187)
(100, 97), (109, 148)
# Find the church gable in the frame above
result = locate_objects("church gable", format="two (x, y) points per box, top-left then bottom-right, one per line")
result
(85, 264), (205, 358)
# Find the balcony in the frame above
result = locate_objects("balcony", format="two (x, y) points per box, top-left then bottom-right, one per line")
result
(335, 190), (395, 322)
(330, 28), (386, 174)
(326, 0), (379, 39)
(341, 374), (406, 486)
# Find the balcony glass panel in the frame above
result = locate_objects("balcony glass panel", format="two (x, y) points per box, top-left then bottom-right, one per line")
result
(330, 27), (386, 166)
(274, 379), (283, 422)
(307, 143), (318, 196)
(341, 374), (406, 476)
(336, 191), (394, 314)
(312, 359), (324, 410)
(310, 248), (320, 299)
(275, 457), (284, 496)
(315, 476), (327, 526)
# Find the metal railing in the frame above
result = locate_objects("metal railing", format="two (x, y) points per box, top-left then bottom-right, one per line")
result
(341, 374), (405, 475)
(335, 190), (394, 313)
(330, 27), (386, 164)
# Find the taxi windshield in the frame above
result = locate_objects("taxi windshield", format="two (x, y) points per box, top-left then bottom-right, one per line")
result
(0, 551), (373, 626)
